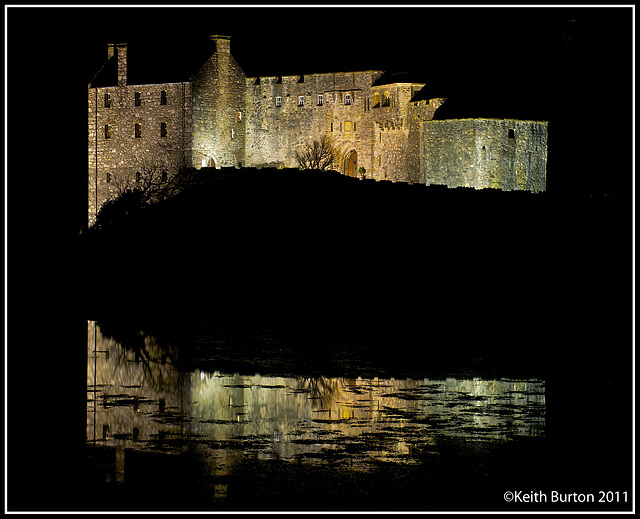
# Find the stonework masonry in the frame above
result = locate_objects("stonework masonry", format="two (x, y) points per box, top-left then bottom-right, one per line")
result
(421, 119), (548, 192)
(88, 35), (548, 225)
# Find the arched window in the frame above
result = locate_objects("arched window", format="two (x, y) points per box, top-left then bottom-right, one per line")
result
(382, 91), (391, 107)
(372, 92), (380, 108)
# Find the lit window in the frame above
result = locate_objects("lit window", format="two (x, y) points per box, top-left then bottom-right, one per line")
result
(104, 93), (111, 108)
(160, 122), (167, 137)
(104, 124), (111, 139)
(345, 94), (352, 105)
(298, 96), (304, 107)
(275, 96), (282, 107)
(317, 95), (323, 106)
(135, 92), (141, 106)
(160, 90), (167, 105)
(237, 111), (242, 121)
(231, 129), (235, 139)
(135, 123), (141, 138)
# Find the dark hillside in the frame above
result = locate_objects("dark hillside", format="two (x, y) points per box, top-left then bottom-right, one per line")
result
(75, 168), (632, 378)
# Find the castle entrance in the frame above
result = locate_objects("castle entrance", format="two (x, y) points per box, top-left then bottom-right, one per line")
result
(202, 156), (216, 168)
(345, 150), (358, 178)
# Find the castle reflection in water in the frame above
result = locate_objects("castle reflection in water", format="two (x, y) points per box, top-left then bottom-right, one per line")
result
(87, 321), (545, 493)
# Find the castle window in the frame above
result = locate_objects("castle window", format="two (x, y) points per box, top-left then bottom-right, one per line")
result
(160, 122), (167, 137)
(135, 92), (141, 106)
(135, 123), (141, 138)
(330, 122), (333, 132)
(237, 111), (242, 122)
(161, 171), (168, 182)
(372, 93), (380, 108)
(317, 95), (323, 106)
(106, 172), (112, 183)
(136, 172), (142, 182)
(276, 96), (282, 107)
(231, 129), (235, 139)
(160, 90), (167, 105)
(382, 92), (391, 107)
(104, 124), (111, 139)
(298, 96), (304, 107)
(104, 93), (111, 108)
(354, 122), (357, 131)
(508, 128), (515, 139)
(345, 94), (352, 105)
(344, 121), (353, 132)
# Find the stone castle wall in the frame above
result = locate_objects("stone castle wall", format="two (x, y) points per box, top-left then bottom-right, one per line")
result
(421, 119), (548, 192)
(88, 79), (193, 223)
(191, 36), (246, 169)
(244, 70), (385, 173)
(369, 86), (441, 183)
(88, 36), (548, 226)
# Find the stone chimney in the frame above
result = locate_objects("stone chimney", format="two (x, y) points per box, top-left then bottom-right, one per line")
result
(210, 35), (231, 54)
(116, 43), (127, 87)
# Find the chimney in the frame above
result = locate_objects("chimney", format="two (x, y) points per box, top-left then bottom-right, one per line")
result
(210, 35), (231, 54)
(116, 43), (127, 87)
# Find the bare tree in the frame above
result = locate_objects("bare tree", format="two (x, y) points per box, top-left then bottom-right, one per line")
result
(110, 145), (182, 204)
(295, 135), (345, 171)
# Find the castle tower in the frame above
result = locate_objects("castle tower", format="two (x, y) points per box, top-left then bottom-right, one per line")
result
(191, 35), (246, 169)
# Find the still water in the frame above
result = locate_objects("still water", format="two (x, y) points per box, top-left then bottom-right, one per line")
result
(87, 320), (545, 508)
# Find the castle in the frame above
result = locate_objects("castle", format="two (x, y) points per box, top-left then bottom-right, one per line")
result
(88, 35), (548, 225)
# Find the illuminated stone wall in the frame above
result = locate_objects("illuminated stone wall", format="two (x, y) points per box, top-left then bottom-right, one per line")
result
(369, 89), (443, 183)
(88, 78), (193, 225)
(191, 36), (246, 169)
(421, 119), (548, 192)
(88, 36), (547, 226)
(244, 74), (442, 181)
(244, 70), (384, 173)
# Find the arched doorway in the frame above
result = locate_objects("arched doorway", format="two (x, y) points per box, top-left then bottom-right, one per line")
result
(345, 150), (358, 178)
(201, 156), (216, 168)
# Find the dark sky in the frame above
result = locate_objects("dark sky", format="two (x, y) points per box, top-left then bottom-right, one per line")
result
(5, 5), (634, 236)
